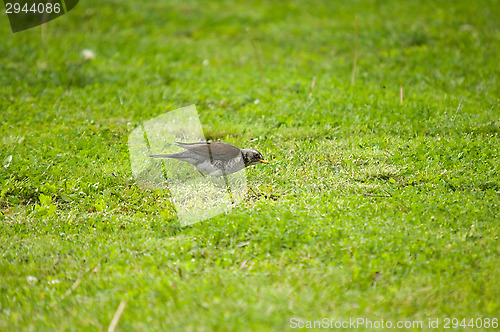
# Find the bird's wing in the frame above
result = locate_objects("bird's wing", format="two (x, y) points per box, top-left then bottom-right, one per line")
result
(175, 142), (241, 160)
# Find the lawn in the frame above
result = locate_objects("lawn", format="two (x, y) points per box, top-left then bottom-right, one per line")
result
(1, 0), (499, 330)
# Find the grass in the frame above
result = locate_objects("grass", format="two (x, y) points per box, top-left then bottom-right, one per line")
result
(1, 0), (499, 330)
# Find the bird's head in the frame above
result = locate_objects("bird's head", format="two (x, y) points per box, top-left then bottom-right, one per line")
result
(241, 149), (269, 167)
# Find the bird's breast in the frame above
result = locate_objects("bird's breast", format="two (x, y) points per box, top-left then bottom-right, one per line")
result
(196, 156), (245, 177)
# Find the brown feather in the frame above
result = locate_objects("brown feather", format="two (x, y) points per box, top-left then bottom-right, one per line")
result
(175, 142), (241, 161)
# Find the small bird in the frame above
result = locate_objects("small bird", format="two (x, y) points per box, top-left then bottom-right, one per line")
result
(149, 141), (269, 177)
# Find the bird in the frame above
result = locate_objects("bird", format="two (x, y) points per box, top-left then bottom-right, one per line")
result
(149, 141), (269, 177)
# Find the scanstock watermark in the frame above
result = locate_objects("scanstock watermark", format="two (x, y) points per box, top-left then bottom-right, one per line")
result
(290, 317), (498, 329)
(3, 0), (79, 32)
(290, 318), (423, 329)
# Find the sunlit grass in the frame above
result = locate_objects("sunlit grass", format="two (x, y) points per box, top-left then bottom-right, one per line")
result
(0, 0), (499, 330)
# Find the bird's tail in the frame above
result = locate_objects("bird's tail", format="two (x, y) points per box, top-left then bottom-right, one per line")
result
(175, 141), (206, 146)
(149, 154), (175, 158)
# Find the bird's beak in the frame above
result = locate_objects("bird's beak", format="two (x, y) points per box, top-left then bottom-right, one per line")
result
(260, 159), (269, 164)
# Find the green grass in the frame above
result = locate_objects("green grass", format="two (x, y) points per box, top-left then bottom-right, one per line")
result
(1, 0), (499, 330)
